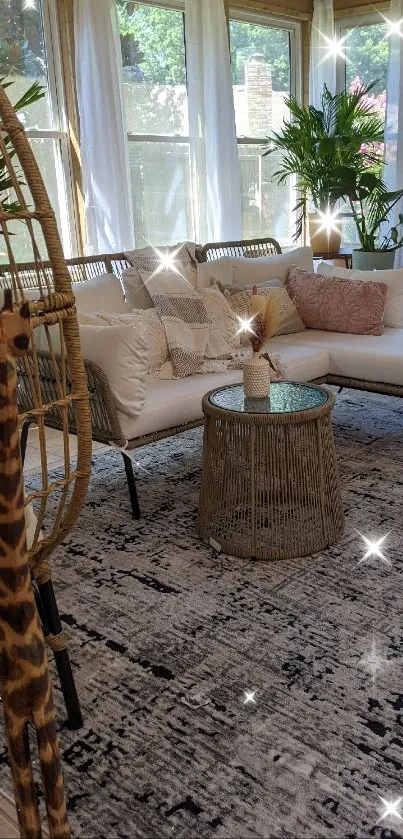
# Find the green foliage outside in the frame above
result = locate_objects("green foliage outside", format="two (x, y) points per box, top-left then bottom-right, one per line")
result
(116, 2), (389, 97)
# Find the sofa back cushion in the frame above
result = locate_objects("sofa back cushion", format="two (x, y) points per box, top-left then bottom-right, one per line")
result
(73, 272), (130, 314)
(317, 261), (403, 328)
(286, 267), (387, 335)
(196, 246), (313, 290)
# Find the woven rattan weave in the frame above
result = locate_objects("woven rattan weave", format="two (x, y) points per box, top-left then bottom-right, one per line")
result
(198, 382), (344, 561)
(0, 82), (92, 734)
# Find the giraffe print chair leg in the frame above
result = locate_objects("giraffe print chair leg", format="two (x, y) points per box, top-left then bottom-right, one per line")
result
(0, 292), (70, 839)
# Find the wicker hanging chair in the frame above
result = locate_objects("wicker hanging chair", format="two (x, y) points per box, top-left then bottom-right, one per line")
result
(0, 78), (92, 731)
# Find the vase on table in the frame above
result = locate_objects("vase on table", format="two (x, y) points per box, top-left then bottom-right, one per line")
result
(243, 352), (271, 398)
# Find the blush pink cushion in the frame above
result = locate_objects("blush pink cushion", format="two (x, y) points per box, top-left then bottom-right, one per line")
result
(286, 267), (387, 335)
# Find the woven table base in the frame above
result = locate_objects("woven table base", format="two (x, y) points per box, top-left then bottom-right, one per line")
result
(198, 386), (344, 561)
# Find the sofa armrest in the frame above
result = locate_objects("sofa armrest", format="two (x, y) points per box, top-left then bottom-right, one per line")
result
(17, 350), (126, 447)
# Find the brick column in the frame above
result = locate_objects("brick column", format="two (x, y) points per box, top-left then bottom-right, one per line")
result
(245, 53), (272, 137)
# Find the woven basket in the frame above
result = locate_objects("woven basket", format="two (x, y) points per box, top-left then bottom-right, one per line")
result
(243, 352), (271, 398)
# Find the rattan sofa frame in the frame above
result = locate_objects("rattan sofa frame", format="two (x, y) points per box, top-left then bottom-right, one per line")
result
(5, 237), (403, 519)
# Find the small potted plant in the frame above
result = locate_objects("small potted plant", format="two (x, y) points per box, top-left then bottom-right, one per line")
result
(333, 168), (403, 269)
(263, 83), (385, 253)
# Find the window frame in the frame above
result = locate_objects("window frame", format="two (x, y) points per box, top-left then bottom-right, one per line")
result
(335, 12), (389, 94)
(21, 0), (80, 256)
(119, 0), (195, 244)
(228, 7), (302, 245)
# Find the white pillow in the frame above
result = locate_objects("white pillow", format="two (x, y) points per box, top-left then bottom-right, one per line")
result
(78, 309), (168, 372)
(196, 246), (313, 290)
(73, 272), (130, 315)
(317, 262), (403, 328)
(79, 323), (148, 440)
(196, 258), (234, 289)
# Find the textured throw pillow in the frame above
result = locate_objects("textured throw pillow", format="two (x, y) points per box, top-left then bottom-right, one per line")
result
(79, 323), (148, 440)
(124, 242), (198, 309)
(286, 267), (387, 335)
(317, 261), (403, 328)
(199, 284), (241, 350)
(222, 281), (305, 338)
(128, 242), (209, 377)
(73, 273), (130, 314)
(78, 309), (169, 373)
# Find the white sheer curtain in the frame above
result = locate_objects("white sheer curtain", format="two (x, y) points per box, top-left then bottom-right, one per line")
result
(310, 0), (336, 108)
(185, 0), (242, 243)
(74, 0), (134, 254)
(383, 0), (403, 267)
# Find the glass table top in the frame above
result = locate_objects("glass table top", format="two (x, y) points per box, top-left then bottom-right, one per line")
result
(209, 382), (329, 415)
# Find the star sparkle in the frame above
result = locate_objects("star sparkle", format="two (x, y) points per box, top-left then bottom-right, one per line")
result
(235, 314), (256, 338)
(22, 0), (37, 9)
(243, 690), (257, 704)
(148, 245), (185, 281)
(380, 14), (403, 39)
(359, 635), (389, 684)
(377, 794), (403, 823)
(317, 32), (349, 64)
(354, 531), (391, 568)
(316, 207), (341, 238)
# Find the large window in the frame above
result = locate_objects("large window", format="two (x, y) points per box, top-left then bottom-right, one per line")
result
(229, 13), (301, 245)
(117, 0), (193, 248)
(0, 0), (78, 262)
(336, 15), (389, 244)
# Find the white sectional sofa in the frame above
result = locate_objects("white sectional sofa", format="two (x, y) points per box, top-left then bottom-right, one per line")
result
(11, 239), (403, 519)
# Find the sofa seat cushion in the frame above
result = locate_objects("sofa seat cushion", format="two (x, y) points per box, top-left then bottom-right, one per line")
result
(120, 343), (329, 442)
(278, 328), (403, 386)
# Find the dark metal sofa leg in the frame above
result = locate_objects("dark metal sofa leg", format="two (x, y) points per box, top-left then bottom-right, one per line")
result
(20, 416), (36, 467)
(35, 580), (83, 730)
(122, 453), (141, 519)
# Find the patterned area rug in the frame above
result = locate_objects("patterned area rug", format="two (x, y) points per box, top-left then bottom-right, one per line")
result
(1, 389), (403, 839)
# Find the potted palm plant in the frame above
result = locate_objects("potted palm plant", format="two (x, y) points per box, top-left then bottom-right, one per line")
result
(332, 167), (403, 269)
(263, 83), (385, 253)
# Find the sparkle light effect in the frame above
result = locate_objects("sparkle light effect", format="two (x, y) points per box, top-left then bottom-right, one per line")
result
(243, 690), (257, 705)
(23, 0), (37, 9)
(316, 207), (341, 238)
(148, 245), (184, 280)
(380, 15), (403, 39)
(354, 531), (391, 568)
(317, 32), (349, 64)
(235, 314), (256, 338)
(377, 795), (403, 823)
(359, 635), (389, 684)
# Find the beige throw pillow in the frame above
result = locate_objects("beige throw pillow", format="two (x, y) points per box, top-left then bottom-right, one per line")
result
(78, 309), (169, 373)
(79, 323), (149, 440)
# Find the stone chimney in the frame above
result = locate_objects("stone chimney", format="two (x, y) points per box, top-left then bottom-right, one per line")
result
(246, 54), (272, 137)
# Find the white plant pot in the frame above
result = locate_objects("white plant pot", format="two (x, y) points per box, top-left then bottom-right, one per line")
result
(243, 353), (271, 398)
(352, 250), (396, 270)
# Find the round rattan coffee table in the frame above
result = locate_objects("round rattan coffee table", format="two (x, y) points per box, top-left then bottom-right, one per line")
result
(198, 382), (344, 560)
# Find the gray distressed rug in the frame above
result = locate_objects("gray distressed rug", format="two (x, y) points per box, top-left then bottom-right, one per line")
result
(1, 389), (403, 839)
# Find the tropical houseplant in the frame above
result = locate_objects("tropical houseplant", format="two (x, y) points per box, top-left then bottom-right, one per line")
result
(263, 82), (385, 253)
(331, 167), (403, 269)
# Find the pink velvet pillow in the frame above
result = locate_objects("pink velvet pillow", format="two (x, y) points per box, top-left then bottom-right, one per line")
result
(286, 266), (387, 335)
